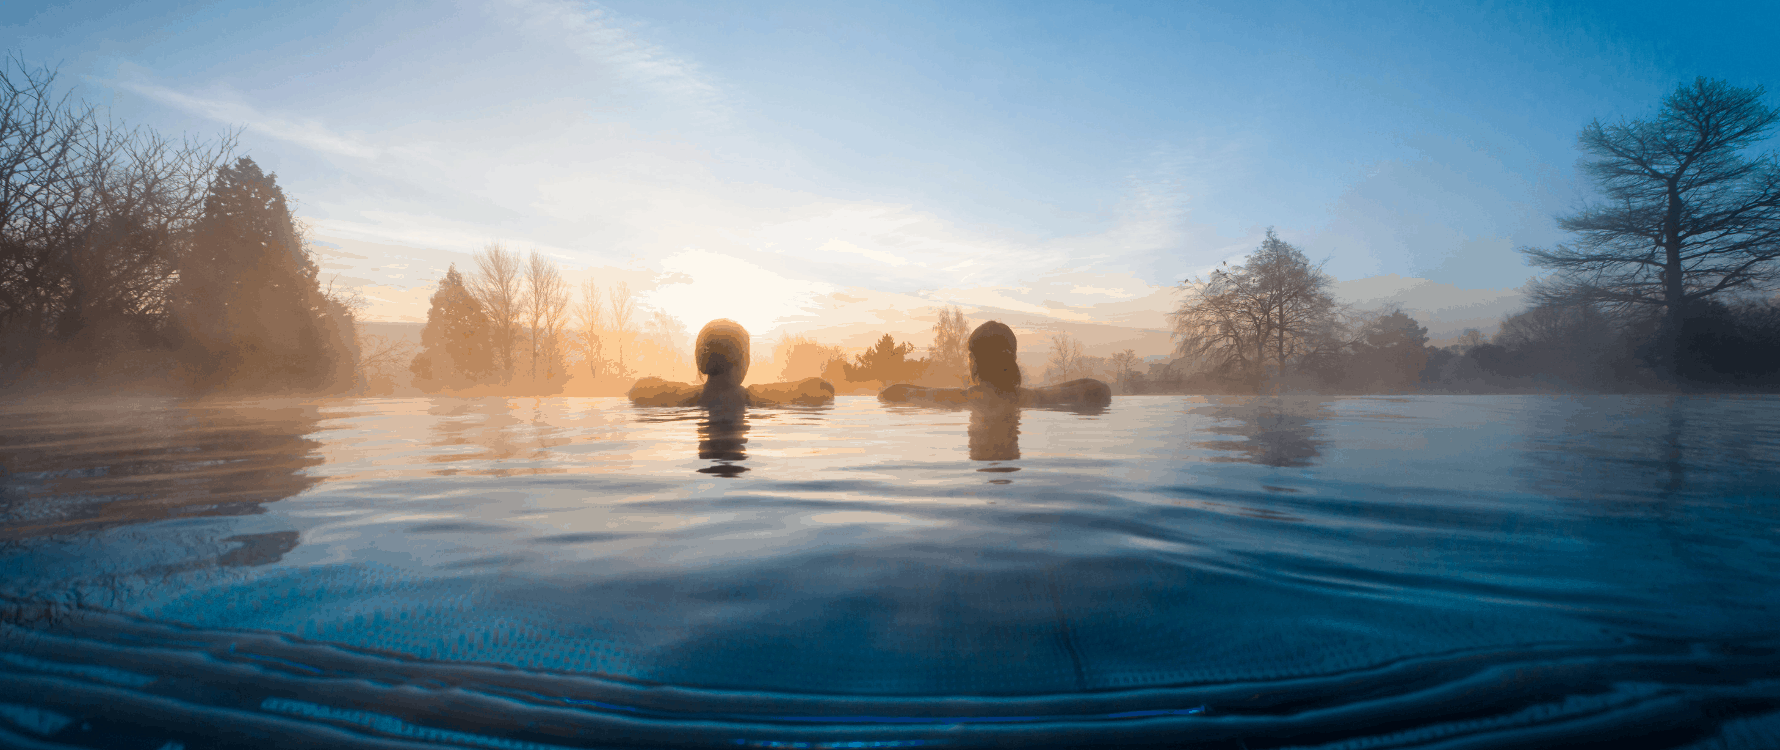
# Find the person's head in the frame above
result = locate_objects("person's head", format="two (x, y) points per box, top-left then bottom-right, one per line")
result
(695, 319), (751, 389)
(968, 321), (1020, 392)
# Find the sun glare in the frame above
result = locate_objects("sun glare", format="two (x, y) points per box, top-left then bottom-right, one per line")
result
(644, 249), (835, 341)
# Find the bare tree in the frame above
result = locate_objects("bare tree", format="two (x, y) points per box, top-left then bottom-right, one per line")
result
(606, 280), (637, 377)
(537, 268), (570, 383)
(1171, 229), (1339, 382)
(0, 58), (98, 352)
(1451, 328), (1488, 352)
(1169, 264), (1252, 376)
(574, 279), (603, 379)
(1523, 78), (1780, 371)
(1, 56), (233, 377)
(1109, 348), (1140, 389)
(1044, 332), (1086, 384)
(521, 251), (568, 382)
(635, 309), (693, 380)
(928, 304), (970, 385)
(68, 128), (230, 350)
(357, 333), (416, 394)
(468, 242), (522, 383)
(644, 308), (689, 350)
(323, 273), (368, 319)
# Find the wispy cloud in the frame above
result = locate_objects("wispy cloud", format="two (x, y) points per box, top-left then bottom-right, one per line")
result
(117, 81), (381, 159)
(500, 0), (730, 122)
(1071, 285), (1135, 298)
(816, 239), (916, 268)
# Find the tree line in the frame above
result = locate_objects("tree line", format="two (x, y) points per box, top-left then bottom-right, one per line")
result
(1, 58), (357, 394)
(405, 274), (986, 396)
(404, 244), (704, 395)
(1159, 228), (1438, 393)
(1164, 78), (1780, 394)
(11, 55), (1771, 398)
(760, 305), (972, 394)
(777, 310), (1142, 394)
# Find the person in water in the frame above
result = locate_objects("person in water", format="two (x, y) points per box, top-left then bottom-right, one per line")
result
(878, 320), (1112, 407)
(628, 319), (835, 407)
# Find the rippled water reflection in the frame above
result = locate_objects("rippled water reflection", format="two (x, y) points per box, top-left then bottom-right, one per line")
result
(1, 395), (1777, 748)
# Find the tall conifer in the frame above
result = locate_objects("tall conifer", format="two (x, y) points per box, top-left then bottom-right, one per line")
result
(411, 265), (495, 390)
(172, 157), (353, 392)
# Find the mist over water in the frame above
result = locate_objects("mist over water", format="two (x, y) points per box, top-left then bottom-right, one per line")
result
(2, 395), (1777, 748)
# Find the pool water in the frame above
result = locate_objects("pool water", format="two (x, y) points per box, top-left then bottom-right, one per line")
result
(1, 395), (1778, 749)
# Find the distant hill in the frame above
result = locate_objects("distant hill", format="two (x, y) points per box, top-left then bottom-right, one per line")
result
(358, 321), (424, 347)
(1331, 275), (1524, 346)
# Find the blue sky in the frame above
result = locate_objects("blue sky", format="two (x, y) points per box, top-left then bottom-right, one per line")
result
(4, 0), (1775, 344)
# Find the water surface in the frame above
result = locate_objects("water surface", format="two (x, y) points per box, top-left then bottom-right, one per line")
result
(2, 395), (1777, 748)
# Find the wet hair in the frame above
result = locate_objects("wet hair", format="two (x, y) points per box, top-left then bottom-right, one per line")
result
(695, 319), (750, 385)
(967, 320), (1020, 392)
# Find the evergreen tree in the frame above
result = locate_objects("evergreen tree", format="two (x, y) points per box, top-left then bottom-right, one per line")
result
(411, 265), (495, 390)
(846, 334), (927, 383)
(1346, 310), (1430, 391)
(172, 157), (353, 392)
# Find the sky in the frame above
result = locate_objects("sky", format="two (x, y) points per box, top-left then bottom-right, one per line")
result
(5, 0), (1777, 352)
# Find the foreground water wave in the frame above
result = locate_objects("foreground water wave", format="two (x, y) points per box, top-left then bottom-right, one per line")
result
(1, 394), (1777, 748)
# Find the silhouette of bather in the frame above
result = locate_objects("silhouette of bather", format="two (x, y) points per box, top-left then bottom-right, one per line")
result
(628, 319), (835, 407)
(878, 320), (1112, 407)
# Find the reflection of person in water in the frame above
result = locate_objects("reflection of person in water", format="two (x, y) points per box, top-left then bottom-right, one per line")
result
(968, 400), (1020, 461)
(878, 320), (1112, 407)
(696, 403), (750, 477)
(629, 319), (835, 407)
